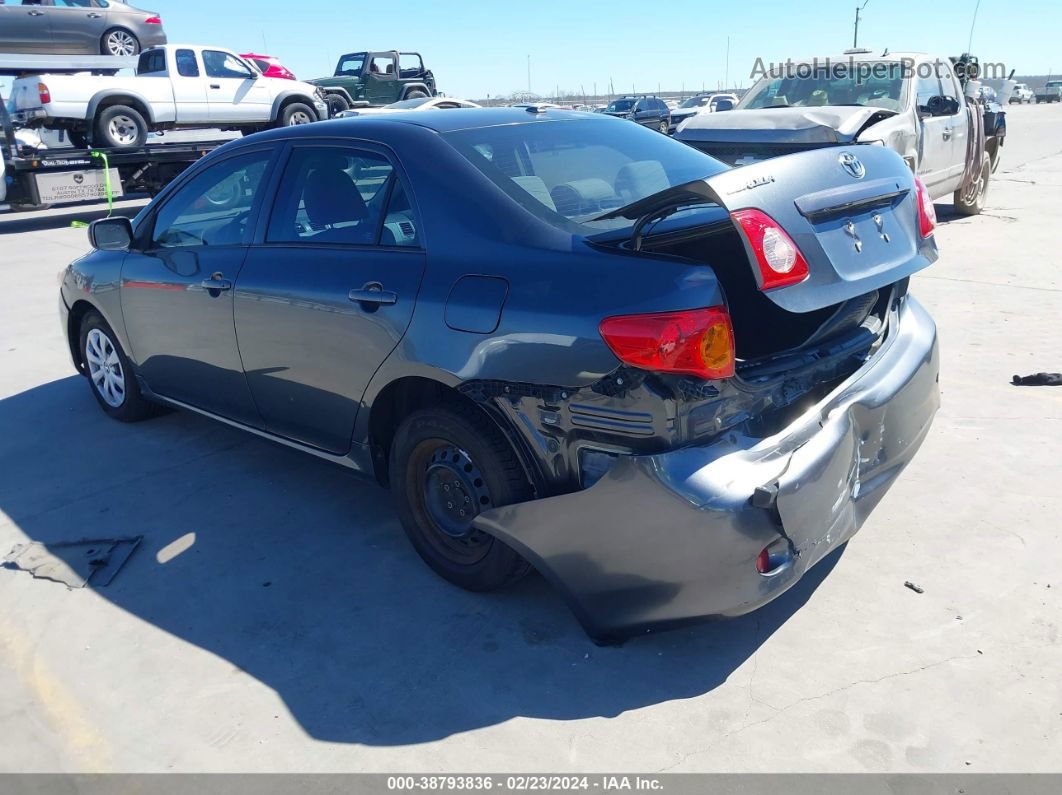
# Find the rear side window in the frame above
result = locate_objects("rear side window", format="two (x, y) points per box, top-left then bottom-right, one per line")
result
(137, 50), (166, 75)
(151, 152), (271, 248)
(266, 147), (398, 246)
(175, 49), (200, 78)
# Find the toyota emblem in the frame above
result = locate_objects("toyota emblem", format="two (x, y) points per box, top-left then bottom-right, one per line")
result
(838, 152), (866, 179)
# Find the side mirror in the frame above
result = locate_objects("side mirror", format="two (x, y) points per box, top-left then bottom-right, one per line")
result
(924, 95), (960, 117)
(89, 217), (133, 251)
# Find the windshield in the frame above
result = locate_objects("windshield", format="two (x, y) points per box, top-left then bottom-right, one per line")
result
(679, 96), (709, 109)
(444, 118), (727, 235)
(606, 99), (634, 112)
(386, 97), (433, 109)
(335, 54), (365, 76)
(740, 62), (906, 111)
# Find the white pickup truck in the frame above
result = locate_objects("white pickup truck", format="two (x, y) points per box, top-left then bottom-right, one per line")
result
(10, 44), (328, 148)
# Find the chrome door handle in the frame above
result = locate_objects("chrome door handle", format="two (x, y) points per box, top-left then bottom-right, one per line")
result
(349, 283), (397, 306)
(28, 10), (45, 15)
(942, 128), (952, 140)
(201, 277), (232, 291)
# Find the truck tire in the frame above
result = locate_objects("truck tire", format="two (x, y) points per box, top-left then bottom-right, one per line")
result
(954, 153), (990, 216)
(94, 105), (148, 149)
(277, 102), (317, 127)
(100, 28), (140, 57)
(324, 93), (350, 117)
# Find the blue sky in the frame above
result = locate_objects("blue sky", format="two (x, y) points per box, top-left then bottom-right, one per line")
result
(3, 0), (1059, 98)
(150, 0), (1059, 97)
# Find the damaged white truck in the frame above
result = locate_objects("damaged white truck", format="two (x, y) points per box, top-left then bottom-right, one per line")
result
(676, 51), (1005, 215)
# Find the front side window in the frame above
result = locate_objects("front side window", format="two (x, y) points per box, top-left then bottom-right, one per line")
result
(445, 118), (727, 235)
(175, 49), (199, 78)
(151, 152), (271, 248)
(915, 74), (942, 112)
(368, 54), (396, 77)
(203, 50), (254, 80)
(266, 148), (397, 246)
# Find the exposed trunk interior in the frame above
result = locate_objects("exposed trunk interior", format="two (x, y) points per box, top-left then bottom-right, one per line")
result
(642, 223), (888, 361)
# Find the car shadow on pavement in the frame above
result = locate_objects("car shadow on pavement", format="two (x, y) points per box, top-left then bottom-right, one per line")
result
(0, 376), (843, 746)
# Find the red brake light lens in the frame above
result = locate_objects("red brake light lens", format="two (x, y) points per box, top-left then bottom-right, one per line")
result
(730, 208), (810, 290)
(599, 306), (735, 380)
(914, 177), (936, 238)
(145, 15), (162, 24)
(38, 82), (50, 105)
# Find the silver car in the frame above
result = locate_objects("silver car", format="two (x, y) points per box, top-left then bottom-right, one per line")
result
(0, 0), (167, 57)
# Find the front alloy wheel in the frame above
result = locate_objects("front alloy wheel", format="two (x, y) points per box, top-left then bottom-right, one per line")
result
(86, 327), (125, 408)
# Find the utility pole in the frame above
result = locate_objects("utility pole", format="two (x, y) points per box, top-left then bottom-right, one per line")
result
(725, 36), (730, 89)
(853, 0), (871, 49)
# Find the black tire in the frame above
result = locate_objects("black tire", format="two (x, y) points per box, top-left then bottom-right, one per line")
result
(100, 28), (140, 57)
(66, 128), (89, 149)
(324, 93), (350, 117)
(404, 89), (428, 100)
(79, 311), (157, 422)
(389, 403), (533, 591)
(953, 153), (991, 216)
(93, 104), (147, 149)
(277, 102), (317, 127)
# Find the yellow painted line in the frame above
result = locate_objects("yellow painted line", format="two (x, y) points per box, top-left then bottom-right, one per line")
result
(0, 613), (111, 771)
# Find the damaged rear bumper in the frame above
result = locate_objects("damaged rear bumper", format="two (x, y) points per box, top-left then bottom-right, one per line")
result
(473, 296), (939, 641)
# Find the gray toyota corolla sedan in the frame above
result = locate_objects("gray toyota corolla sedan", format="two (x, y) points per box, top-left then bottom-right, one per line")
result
(61, 109), (940, 642)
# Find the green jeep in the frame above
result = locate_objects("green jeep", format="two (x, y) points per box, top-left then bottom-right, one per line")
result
(310, 51), (437, 116)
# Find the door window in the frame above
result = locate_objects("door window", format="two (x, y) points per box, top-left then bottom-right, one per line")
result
(915, 74), (942, 114)
(368, 54), (397, 78)
(203, 50), (254, 80)
(266, 148), (396, 246)
(151, 152), (272, 248)
(52, 0), (94, 6)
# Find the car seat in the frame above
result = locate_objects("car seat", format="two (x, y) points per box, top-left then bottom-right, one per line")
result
(302, 166), (373, 244)
(614, 160), (669, 204)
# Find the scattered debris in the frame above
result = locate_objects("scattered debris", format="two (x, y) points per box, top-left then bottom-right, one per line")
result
(1011, 372), (1062, 386)
(904, 581), (925, 594)
(3, 537), (141, 588)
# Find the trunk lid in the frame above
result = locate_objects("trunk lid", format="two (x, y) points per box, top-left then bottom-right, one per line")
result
(701, 144), (936, 313)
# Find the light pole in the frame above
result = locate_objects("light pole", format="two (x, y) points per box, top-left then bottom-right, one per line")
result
(853, 0), (871, 49)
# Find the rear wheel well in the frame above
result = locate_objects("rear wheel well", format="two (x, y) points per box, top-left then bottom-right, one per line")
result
(95, 95), (151, 125)
(368, 376), (538, 491)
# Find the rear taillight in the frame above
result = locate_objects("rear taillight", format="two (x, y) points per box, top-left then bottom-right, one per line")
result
(598, 306), (735, 380)
(145, 15), (162, 24)
(730, 208), (810, 290)
(38, 82), (50, 105)
(914, 177), (936, 238)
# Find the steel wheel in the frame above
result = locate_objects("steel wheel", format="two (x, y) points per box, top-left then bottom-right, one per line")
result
(658, 120), (669, 133)
(412, 441), (495, 566)
(104, 30), (137, 56)
(85, 328), (125, 408)
(287, 110), (313, 125)
(107, 114), (141, 146)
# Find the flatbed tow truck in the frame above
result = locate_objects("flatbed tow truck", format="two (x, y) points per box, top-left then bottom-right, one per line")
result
(1, 54), (230, 212)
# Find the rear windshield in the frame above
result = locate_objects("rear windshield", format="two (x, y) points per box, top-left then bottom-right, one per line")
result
(443, 118), (727, 235)
(679, 96), (710, 109)
(741, 62), (907, 111)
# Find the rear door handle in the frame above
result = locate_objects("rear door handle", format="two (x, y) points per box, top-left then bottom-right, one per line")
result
(87, 12), (102, 18)
(349, 283), (397, 306)
(28, 10), (45, 15)
(201, 277), (232, 291)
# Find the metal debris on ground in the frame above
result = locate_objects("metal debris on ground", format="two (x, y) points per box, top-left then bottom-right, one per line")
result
(2, 537), (142, 588)
(904, 581), (925, 594)
(1011, 372), (1062, 386)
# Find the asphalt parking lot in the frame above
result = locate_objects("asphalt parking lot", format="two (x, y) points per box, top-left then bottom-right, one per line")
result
(1, 104), (1060, 773)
